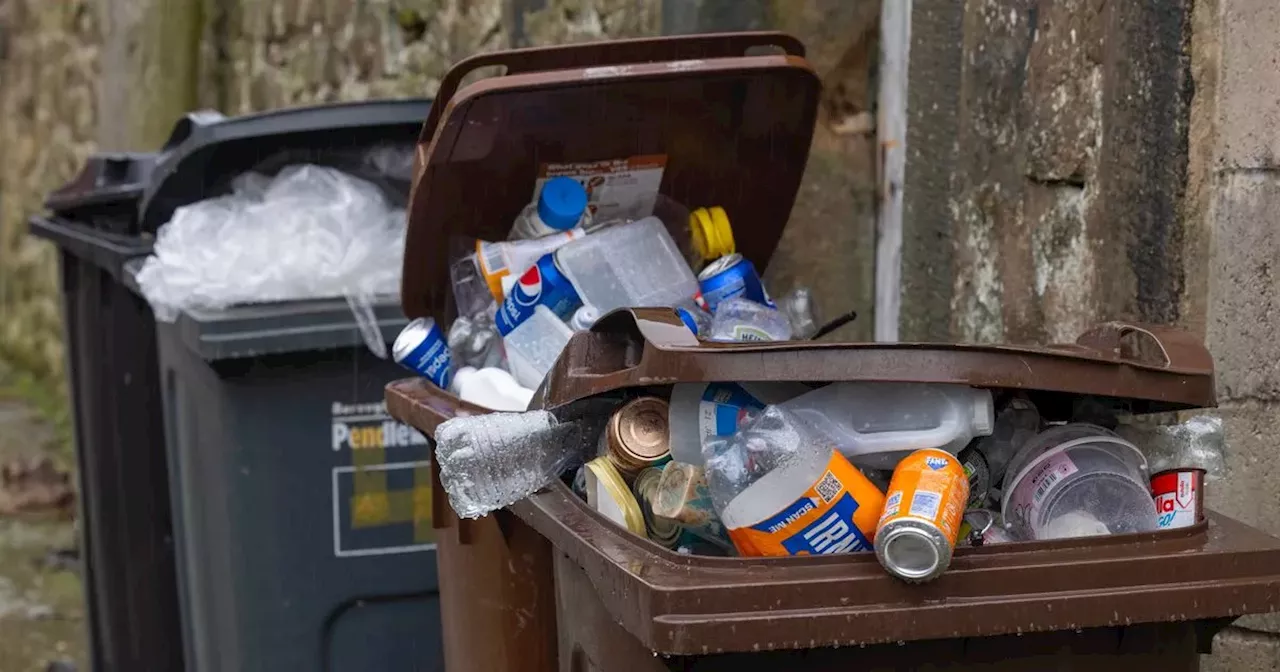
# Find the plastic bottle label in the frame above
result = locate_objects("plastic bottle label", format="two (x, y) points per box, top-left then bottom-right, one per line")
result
(697, 383), (767, 442)
(728, 452), (883, 557)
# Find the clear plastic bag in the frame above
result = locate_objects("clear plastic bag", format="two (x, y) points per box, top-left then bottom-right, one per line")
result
(135, 165), (408, 355)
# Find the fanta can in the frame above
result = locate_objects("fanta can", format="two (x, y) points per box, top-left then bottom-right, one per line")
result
(875, 448), (969, 582)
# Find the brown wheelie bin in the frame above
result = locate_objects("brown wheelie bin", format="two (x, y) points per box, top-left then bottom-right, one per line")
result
(386, 34), (1280, 671)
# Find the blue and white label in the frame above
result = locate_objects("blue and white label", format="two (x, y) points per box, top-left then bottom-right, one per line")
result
(697, 382), (767, 442)
(402, 328), (452, 390)
(751, 493), (871, 556)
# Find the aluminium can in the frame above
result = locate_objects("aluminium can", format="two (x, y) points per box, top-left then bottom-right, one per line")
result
(697, 253), (770, 313)
(392, 317), (453, 390)
(875, 448), (970, 582)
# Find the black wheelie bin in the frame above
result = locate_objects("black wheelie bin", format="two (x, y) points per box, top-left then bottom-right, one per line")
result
(31, 100), (446, 672)
(384, 34), (1280, 672)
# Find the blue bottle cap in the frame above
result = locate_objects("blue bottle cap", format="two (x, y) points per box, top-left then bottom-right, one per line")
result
(536, 177), (588, 230)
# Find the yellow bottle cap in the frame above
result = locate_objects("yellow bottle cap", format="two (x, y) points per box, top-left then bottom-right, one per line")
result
(585, 457), (646, 536)
(689, 206), (736, 262)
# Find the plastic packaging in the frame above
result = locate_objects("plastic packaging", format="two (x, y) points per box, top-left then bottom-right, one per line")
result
(136, 165), (406, 322)
(434, 410), (584, 518)
(1001, 423), (1116, 492)
(705, 405), (885, 557)
(1001, 435), (1156, 540)
(667, 382), (810, 465)
(774, 286), (820, 340)
(971, 398), (1042, 484)
(1115, 415), (1226, 480)
(449, 366), (534, 412)
(555, 216), (698, 314)
(781, 383), (996, 470)
(447, 313), (504, 370)
(503, 304), (573, 389)
(707, 297), (793, 342)
(509, 176), (590, 240)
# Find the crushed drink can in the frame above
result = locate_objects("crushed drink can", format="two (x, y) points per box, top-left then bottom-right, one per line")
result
(876, 449), (969, 582)
(494, 252), (581, 336)
(392, 317), (454, 389)
(697, 253), (771, 313)
(1152, 468), (1204, 530)
(650, 462), (734, 552)
(632, 466), (684, 549)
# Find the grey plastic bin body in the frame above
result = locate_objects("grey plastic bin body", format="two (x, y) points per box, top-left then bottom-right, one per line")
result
(148, 293), (444, 671)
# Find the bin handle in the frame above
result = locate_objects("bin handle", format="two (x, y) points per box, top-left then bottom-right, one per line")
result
(419, 31), (806, 145)
(1074, 321), (1210, 370)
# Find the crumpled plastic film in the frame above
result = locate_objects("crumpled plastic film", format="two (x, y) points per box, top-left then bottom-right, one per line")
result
(1116, 414), (1227, 480)
(135, 165), (406, 324)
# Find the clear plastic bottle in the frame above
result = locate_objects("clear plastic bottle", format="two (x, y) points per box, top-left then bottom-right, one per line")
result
(554, 216), (699, 315)
(509, 176), (590, 240)
(502, 304), (574, 389)
(781, 382), (995, 470)
(667, 381), (810, 465)
(705, 405), (884, 556)
(707, 297), (793, 342)
(434, 410), (582, 518)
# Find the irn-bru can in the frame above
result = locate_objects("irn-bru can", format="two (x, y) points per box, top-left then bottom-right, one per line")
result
(875, 449), (969, 582)
(727, 450), (885, 557)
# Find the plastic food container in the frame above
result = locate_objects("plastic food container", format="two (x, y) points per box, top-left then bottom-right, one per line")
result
(1002, 435), (1155, 540)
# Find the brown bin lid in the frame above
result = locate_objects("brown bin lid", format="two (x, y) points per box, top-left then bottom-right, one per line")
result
(400, 32), (820, 322)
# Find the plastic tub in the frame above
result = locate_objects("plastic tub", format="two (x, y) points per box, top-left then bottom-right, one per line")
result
(1002, 422), (1117, 492)
(1003, 435), (1156, 540)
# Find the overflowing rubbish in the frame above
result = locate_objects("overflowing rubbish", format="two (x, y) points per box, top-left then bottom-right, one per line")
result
(388, 177), (1226, 583)
(136, 165), (406, 322)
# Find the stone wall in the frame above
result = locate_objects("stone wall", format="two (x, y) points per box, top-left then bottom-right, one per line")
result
(900, 0), (1280, 668)
(0, 0), (880, 399)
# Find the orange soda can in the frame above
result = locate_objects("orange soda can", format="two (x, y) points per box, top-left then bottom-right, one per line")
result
(875, 448), (970, 582)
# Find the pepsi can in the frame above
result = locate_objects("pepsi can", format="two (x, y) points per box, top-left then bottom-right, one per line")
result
(393, 317), (454, 389)
(494, 253), (581, 336)
(697, 253), (771, 313)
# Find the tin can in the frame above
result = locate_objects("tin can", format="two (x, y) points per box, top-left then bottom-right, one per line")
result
(957, 444), (991, 507)
(494, 252), (582, 336)
(650, 462), (734, 552)
(632, 466), (684, 548)
(392, 317), (454, 389)
(1152, 468), (1204, 530)
(697, 253), (770, 313)
(875, 449), (970, 582)
(601, 397), (672, 479)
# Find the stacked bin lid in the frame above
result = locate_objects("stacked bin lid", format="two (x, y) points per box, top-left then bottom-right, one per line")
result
(386, 32), (1280, 662)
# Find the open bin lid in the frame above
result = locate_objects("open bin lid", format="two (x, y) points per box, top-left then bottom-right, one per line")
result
(400, 32), (819, 322)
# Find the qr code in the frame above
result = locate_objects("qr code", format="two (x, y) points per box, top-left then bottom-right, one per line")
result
(815, 471), (842, 503)
(909, 491), (942, 519)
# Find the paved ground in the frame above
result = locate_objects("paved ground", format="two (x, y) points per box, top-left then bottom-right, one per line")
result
(0, 398), (87, 672)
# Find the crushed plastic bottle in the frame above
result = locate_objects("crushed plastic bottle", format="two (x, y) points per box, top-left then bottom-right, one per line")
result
(1115, 414), (1227, 480)
(707, 297), (793, 342)
(704, 405), (885, 557)
(447, 313), (504, 370)
(774, 286), (820, 340)
(434, 410), (585, 518)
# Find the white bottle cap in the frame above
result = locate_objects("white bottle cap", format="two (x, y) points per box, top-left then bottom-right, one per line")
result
(971, 389), (996, 436)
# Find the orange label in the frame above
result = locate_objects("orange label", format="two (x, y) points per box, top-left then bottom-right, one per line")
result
(877, 449), (969, 543)
(728, 452), (884, 557)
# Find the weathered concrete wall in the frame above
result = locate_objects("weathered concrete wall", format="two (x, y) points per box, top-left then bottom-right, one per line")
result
(901, 0), (1280, 668)
(0, 1), (101, 391)
(1199, 0), (1280, 667)
(901, 0), (1195, 345)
